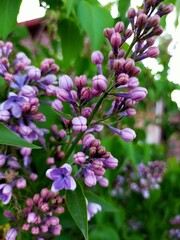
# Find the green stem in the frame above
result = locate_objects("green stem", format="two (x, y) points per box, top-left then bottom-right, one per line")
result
(124, 37), (137, 59)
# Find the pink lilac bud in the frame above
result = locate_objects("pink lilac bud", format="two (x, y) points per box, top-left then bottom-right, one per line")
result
(92, 75), (107, 92)
(146, 46), (159, 58)
(27, 212), (37, 223)
(148, 15), (160, 27)
(20, 147), (32, 157)
(83, 134), (95, 148)
(94, 167), (105, 176)
(128, 77), (139, 88)
(72, 116), (87, 132)
(81, 87), (92, 100)
(20, 85), (36, 98)
(126, 108), (136, 116)
(128, 8), (136, 19)
(22, 224), (30, 231)
(51, 99), (63, 112)
(27, 67), (41, 80)
(84, 169), (97, 187)
(31, 227), (39, 235)
(146, 37), (155, 46)
(97, 176), (109, 187)
(59, 75), (73, 91)
(92, 160), (103, 169)
(91, 51), (104, 64)
(58, 129), (66, 138)
(41, 225), (48, 233)
(117, 73), (129, 85)
(26, 198), (34, 208)
(158, 4), (174, 16)
(124, 58), (135, 72)
(152, 26), (163, 36)
(0, 154), (6, 167)
(5, 228), (18, 240)
(104, 156), (118, 169)
(50, 216), (59, 225)
(0, 110), (10, 121)
(136, 13), (147, 26)
(29, 173), (38, 181)
(103, 28), (115, 39)
(19, 126), (32, 136)
(74, 75), (87, 88)
(16, 178), (27, 189)
(52, 224), (62, 236)
(46, 85), (57, 96)
(56, 88), (70, 102)
(130, 66), (141, 76)
(124, 29), (133, 38)
(113, 58), (125, 71)
(115, 21), (124, 33)
(110, 32), (122, 48)
(82, 107), (92, 118)
(74, 152), (86, 164)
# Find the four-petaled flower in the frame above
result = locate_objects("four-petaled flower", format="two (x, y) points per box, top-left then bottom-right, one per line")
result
(46, 164), (76, 192)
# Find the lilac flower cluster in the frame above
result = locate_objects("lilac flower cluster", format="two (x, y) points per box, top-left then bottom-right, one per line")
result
(0, 0), (173, 239)
(4, 188), (65, 239)
(112, 161), (166, 199)
(169, 215), (180, 239)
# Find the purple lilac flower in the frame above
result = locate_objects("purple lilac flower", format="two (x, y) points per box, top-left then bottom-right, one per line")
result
(46, 164), (76, 192)
(1, 92), (27, 118)
(0, 184), (12, 205)
(5, 228), (18, 240)
(86, 199), (102, 221)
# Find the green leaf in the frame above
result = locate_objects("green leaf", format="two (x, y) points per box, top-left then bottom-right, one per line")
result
(66, 182), (88, 240)
(85, 191), (118, 212)
(0, 122), (41, 149)
(118, 0), (130, 25)
(58, 19), (83, 67)
(52, 108), (72, 120)
(0, 0), (22, 40)
(89, 225), (120, 240)
(77, 1), (113, 49)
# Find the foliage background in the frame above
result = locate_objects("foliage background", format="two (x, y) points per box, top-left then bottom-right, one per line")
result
(0, 0), (180, 239)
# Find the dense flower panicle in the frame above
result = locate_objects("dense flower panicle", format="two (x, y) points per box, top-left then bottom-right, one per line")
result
(112, 161), (166, 199)
(169, 215), (180, 240)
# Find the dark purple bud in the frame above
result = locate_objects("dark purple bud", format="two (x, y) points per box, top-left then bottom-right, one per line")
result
(146, 37), (155, 46)
(127, 8), (136, 19)
(116, 73), (129, 85)
(124, 29), (133, 38)
(152, 26), (163, 36)
(115, 21), (124, 33)
(112, 58), (125, 71)
(103, 28), (115, 39)
(148, 15), (160, 27)
(26, 198), (34, 208)
(146, 46), (159, 58)
(136, 13), (147, 26)
(158, 4), (174, 17)
(110, 32), (122, 48)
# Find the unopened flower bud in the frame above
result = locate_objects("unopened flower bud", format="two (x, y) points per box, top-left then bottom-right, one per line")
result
(110, 32), (122, 48)
(59, 75), (73, 91)
(115, 21), (124, 33)
(82, 107), (92, 118)
(83, 134), (95, 148)
(27, 212), (37, 223)
(148, 15), (160, 27)
(104, 156), (118, 169)
(52, 99), (63, 112)
(81, 87), (92, 100)
(56, 88), (69, 102)
(136, 13), (147, 26)
(117, 73), (129, 85)
(16, 178), (27, 189)
(74, 75), (87, 88)
(5, 228), (18, 240)
(146, 46), (159, 58)
(84, 170), (96, 187)
(128, 8), (136, 19)
(91, 51), (104, 64)
(103, 28), (115, 39)
(72, 116), (87, 132)
(27, 67), (41, 80)
(124, 29), (133, 38)
(74, 152), (86, 164)
(124, 58), (135, 72)
(92, 75), (107, 92)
